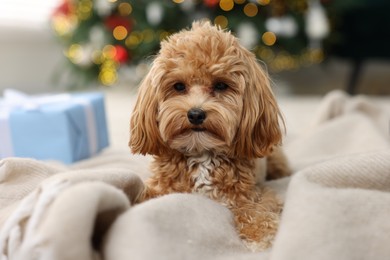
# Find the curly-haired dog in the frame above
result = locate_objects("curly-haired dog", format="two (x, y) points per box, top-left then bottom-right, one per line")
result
(130, 21), (290, 251)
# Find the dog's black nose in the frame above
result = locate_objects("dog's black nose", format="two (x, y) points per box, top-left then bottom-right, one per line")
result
(187, 108), (206, 125)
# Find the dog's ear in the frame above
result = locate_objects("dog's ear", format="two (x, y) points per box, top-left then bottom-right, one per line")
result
(232, 50), (283, 159)
(129, 63), (168, 155)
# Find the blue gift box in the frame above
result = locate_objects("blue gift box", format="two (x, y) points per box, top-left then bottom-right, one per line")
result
(0, 91), (109, 164)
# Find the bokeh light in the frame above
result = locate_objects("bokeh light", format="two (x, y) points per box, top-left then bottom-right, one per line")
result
(142, 29), (155, 43)
(262, 31), (277, 46)
(113, 25), (128, 40)
(126, 32), (143, 48)
(99, 69), (117, 86)
(257, 0), (270, 6)
(66, 44), (83, 64)
(76, 0), (92, 20)
(92, 50), (103, 65)
(118, 3), (132, 16)
(161, 31), (171, 41)
(220, 0), (234, 11)
(214, 15), (229, 29)
(99, 59), (118, 86)
(243, 3), (258, 17)
(257, 47), (275, 62)
(52, 15), (77, 36)
(102, 45), (116, 59)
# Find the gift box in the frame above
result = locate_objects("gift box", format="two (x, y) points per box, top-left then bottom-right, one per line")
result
(0, 90), (109, 164)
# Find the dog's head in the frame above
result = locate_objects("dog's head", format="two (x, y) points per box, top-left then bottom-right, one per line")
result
(130, 21), (283, 158)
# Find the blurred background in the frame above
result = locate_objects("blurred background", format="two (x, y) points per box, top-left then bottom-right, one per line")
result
(0, 0), (389, 96)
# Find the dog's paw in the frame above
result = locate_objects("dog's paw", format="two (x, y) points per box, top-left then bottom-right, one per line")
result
(242, 236), (274, 252)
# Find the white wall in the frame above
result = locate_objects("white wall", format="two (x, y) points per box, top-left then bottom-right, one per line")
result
(0, 0), (66, 94)
(0, 27), (68, 94)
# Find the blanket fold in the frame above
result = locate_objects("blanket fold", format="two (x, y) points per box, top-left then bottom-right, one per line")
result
(286, 90), (390, 171)
(0, 159), (65, 230)
(0, 159), (144, 260)
(103, 194), (247, 260)
(271, 150), (390, 260)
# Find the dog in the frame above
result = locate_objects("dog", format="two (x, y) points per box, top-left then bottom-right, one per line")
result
(129, 21), (290, 251)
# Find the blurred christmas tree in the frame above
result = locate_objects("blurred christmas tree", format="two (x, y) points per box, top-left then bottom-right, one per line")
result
(52, 0), (329, 88)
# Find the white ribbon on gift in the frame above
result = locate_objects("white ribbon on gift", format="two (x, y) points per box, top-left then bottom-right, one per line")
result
(72, 97), (98, 156)
(0, 89), (98, 159)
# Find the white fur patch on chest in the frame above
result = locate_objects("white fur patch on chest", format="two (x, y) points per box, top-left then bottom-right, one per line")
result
(187, 153), (221, 194)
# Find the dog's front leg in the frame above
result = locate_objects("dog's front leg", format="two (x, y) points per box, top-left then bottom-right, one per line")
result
(134, 182), (170, 204)
(228, 187), (282, 251)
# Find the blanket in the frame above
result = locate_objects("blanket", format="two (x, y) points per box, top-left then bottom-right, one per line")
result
(0, 90), (389, 260)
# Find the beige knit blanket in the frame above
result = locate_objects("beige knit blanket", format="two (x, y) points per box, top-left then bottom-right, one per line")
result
(0, 90), (389, 260)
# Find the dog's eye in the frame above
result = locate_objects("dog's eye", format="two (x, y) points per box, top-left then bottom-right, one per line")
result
(214, 82), (229, 91)
(173, 82), (186, 92)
